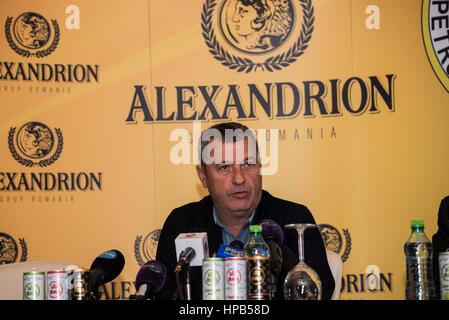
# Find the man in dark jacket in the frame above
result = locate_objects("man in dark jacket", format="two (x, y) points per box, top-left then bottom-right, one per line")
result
(156, 122), (335, 300)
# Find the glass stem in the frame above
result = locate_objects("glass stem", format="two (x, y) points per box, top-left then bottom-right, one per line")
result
(298, 228), (304, 263)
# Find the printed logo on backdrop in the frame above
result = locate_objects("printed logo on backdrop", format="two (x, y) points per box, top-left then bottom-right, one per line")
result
(8, 122), (63, 167)
(134, 229), (161, 266)
(318, 224), (395, 296)
(318, 224), (351, 262)
(1, 121), (102, 202)
(0, 232), (27, 264)
(0, 10), (98, 92)
(202, 0), (314, 72)
(5, 12), (59, 58)
(422, 0), (449, 93)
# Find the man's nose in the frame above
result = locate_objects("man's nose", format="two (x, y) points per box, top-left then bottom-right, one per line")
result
(232, 165), (245, 185)
(232, 12), (239, 22)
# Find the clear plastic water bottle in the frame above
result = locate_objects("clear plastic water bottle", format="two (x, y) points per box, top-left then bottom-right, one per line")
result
(244, 225), (271, 300)
(404, 220), (437, 300)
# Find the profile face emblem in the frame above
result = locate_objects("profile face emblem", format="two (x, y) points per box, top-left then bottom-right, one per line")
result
(318, 224), (352, 262)
(5, 12), (60, 58)
(14, 12), (51, 49)
(202, 0), (314, 72)
(16, 122), (54, 159)
(0, 232), (27, 265)
(8, 122), (63, 167)
(219, 0), (295, 54)
(134, 229), (161, 266)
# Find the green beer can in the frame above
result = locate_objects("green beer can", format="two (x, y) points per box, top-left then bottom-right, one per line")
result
(23, 271), (45, 300)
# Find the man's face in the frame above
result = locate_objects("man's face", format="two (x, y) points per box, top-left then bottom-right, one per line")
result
(197, 138), (262, 218)
(232, 1), (258, 36)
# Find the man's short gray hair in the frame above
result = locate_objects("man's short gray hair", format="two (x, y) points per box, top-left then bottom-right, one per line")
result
(198, 122), (259, 166)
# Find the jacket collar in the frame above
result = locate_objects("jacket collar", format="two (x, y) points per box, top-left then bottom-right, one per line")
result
(200, 190), (272, 254)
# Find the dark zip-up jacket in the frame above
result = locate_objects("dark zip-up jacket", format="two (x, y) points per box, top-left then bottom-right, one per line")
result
(156, 190), (335, 300)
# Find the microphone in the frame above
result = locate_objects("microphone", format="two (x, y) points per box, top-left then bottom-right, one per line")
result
(259, 219), (284, 274)
(259, 219), (284, 298)
(216, 241), (244, 258)
(175, 247), (196, 272)
(260, 219), (284, 246)
(135, 261), (167, 300)
(88, 249), (125, 300)
(229, 240), (244, 250)
(174, 232), (209, 300)
(174, 232), (209, 268)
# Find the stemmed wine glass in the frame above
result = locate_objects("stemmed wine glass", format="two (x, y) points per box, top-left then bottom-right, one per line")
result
(284, 223), (322, 300)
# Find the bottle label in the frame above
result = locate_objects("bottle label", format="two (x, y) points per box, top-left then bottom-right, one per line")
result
(406, 256), (433, 281)
(247, 257), (270, 300)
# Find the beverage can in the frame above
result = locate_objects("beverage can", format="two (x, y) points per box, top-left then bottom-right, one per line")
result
(23, 271), (45, 300)
(224, 257), (247, 300)
(202, 257), (224, 300)
(47, 270), (69, 300)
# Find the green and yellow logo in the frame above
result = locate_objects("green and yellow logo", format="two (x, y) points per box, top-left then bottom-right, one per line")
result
(204, 269), (220, 286)
(25, 283), (40, 299)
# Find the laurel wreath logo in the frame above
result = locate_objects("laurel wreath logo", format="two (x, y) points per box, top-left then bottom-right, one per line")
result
(8, 127), (64, 167)
(134, 235), (145, 267)
(201, 0), (314, 72)
(341, 228), (352, 262)
(5, 16), (60, 58)
(0, 233), (27, 264)
(134, 231), (162, 267)
(19, 238), (28, 262)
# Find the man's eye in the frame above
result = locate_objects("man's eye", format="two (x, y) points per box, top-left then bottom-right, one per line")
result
(243, 162), (256, 168)
(218, 165), (231, 171)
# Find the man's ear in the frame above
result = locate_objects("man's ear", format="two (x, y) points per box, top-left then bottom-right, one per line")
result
(196, 165), (208, 188)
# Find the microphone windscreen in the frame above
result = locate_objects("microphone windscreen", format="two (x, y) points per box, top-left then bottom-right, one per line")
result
(90, 249), (125, 284)
(175, 232), (209, 267)
(136, 260), (167, 294)
(216, 244), (243, 258)
(229, 240), (244, 250)
(267, 241), (283, 276)
(259, 219), (284, 246)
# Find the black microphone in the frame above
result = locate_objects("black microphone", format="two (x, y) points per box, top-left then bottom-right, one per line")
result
(229, 240), (244, 250)
(174, 247), (197, 300)
(88, 249), (125, 300)
(135, 260), (167, 300)
(260, 219), (284, 246)
(175, 247), (196, 272)
(259, 219), (285, 298)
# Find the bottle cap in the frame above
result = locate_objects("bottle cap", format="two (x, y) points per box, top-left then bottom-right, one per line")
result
(411, 220), (424, 228)
(250, 225), (262, 233)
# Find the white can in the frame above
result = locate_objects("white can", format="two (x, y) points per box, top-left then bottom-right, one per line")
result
(225, 257), (247, 300)
(202, 258), (224, 300)
(439, 251), (449, 300)
(47, 270), (69, 300)
(23, 271), (45, 300)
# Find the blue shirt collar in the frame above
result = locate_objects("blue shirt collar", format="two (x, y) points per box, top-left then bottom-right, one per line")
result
(213, 207), (256, 245)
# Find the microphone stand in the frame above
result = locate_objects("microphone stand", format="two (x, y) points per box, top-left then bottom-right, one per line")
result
(175, 263), (192, 300)
(185, 264), (191, 300)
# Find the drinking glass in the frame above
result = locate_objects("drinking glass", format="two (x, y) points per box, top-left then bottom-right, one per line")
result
(283, 223), (322, 300)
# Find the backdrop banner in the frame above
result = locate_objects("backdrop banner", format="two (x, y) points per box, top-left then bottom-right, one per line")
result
(1, 0), (448, 300)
